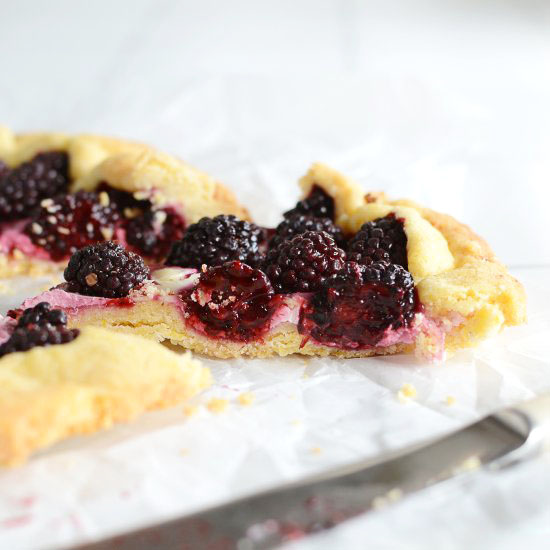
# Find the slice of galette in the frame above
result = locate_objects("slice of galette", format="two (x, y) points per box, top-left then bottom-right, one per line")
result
(0, 302), (210, 467)
(10, 163), (526, 361)
(0, 126), (248, 277)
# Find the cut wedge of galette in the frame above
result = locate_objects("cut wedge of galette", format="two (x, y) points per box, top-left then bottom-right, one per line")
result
(0, 127), (249, 277)
(0, 302), (210, 467)
(8, 163), (526, 361)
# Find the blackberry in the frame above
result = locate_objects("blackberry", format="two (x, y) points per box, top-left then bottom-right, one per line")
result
(17, 302), (67, 328)
(125, 208), (186, 260)
(165, 215), (264, 269)
(284, 186), (335, 220)
(24, 191), (120, 261)
(264, 230), (346, 293)
(0, 160), (8, 180)
(300, 261), (417, 348)
(347, 214), (408, 269)
(0, 302), (79, 358)
(185, 261), (278, 341)
(0, 152), (70, 220)
(269, 213), (345, 250)
(64, 241), (150, 298)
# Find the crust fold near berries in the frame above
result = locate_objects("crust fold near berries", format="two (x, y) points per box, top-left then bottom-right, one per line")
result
(301, 162), (526, 356)
(0, 326), (210, 467)
(0, 127), (249, 278)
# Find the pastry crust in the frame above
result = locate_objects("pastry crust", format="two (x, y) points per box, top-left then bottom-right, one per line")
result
(54, 299), (410, 360)
(0, 127), (249, 278)
(0, 326), (210, 466)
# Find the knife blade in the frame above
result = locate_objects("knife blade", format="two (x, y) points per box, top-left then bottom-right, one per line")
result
(72, 393), (550, 550)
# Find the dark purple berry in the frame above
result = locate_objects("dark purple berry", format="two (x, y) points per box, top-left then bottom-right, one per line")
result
(347, 214), (408, 269)
(269, 213), (345, 250)
(264, 231), (346, 293)
(24, 191), (120, 261)
(185, 261), (279, 341)
(0, 302), (79, 358)
(17, 302), (67, 328)
(299, 261), (417, 348)
(284, 186), (335, 220)
(64, 241), (150, 298)
(166, 215), (264, 269)
(0, 152), (70, 220)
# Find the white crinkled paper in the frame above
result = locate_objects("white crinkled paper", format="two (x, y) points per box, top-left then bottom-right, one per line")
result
(0, 268), (549, 550)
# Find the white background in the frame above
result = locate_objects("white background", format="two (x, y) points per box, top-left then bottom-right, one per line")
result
(1, 1), (550, 549)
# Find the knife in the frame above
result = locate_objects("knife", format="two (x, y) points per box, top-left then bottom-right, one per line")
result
(72, 393), (550, 550)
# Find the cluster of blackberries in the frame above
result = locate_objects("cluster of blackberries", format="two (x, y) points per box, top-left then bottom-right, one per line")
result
(0, 302), (79, 358)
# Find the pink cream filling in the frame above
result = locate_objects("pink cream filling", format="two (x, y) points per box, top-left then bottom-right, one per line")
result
(20, 289), (113, 314)
(0, 315), (16, 345)
(0, 220), (52, 260)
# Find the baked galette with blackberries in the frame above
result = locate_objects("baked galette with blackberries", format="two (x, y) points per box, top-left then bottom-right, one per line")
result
(8, 163), (526, 362)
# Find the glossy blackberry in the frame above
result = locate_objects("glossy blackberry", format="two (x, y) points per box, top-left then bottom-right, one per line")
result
(24, 191), (120, 260)
(185, 261), (279, 341)
(0, 302), (79, 358)
(269, 213), (345, 250)
(64, 241), (150, 298)
(264, 230), (346, 293)
(125, 208), (186, 260)
(284, 186), (335, 220)
(0, 152), (70, 220)
(300, 261), (417, 348)
(17, 302), (67, 328)
(347, 213), (408, 269)
(165, 215), (264, 269)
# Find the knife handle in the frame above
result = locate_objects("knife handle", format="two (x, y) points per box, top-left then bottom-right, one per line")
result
(494, 393), (550, 460)
(513, 393), (550, 449)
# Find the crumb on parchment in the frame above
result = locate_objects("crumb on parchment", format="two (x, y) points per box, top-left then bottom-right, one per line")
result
(446, 395), (456, 406)
(397, 383), (417, 403)
(207, 398), (229, 414)
(371, 488), (404, 510)
(183, 404), (198, 417)
(237, 392), (255, 406)
(310, 446), (322, 455)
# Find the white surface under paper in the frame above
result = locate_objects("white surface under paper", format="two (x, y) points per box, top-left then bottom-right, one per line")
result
(1, 1), (550, 548)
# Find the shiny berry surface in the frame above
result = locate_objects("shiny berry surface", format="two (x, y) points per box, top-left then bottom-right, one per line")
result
(184, 261), (279, 341)
(299, 261), (417, 349)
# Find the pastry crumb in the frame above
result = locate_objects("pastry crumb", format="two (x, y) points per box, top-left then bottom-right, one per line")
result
(310, 446), (322, 454)
(291, 419), (302, 426)
(397, 383), (417, 403)
(453, 455), (481, 474)
(237, 392), (255, 406)
(445, 395), (456, 406)
(183, 404), (198, 417)
(371, 487), (403, 510)
(207, 398), (229, 414)
(180, 448), (189, 456)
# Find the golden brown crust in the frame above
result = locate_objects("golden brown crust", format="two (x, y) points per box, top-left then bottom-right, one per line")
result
(0, 327), (210, 467)
(0, 127), (249, 278)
